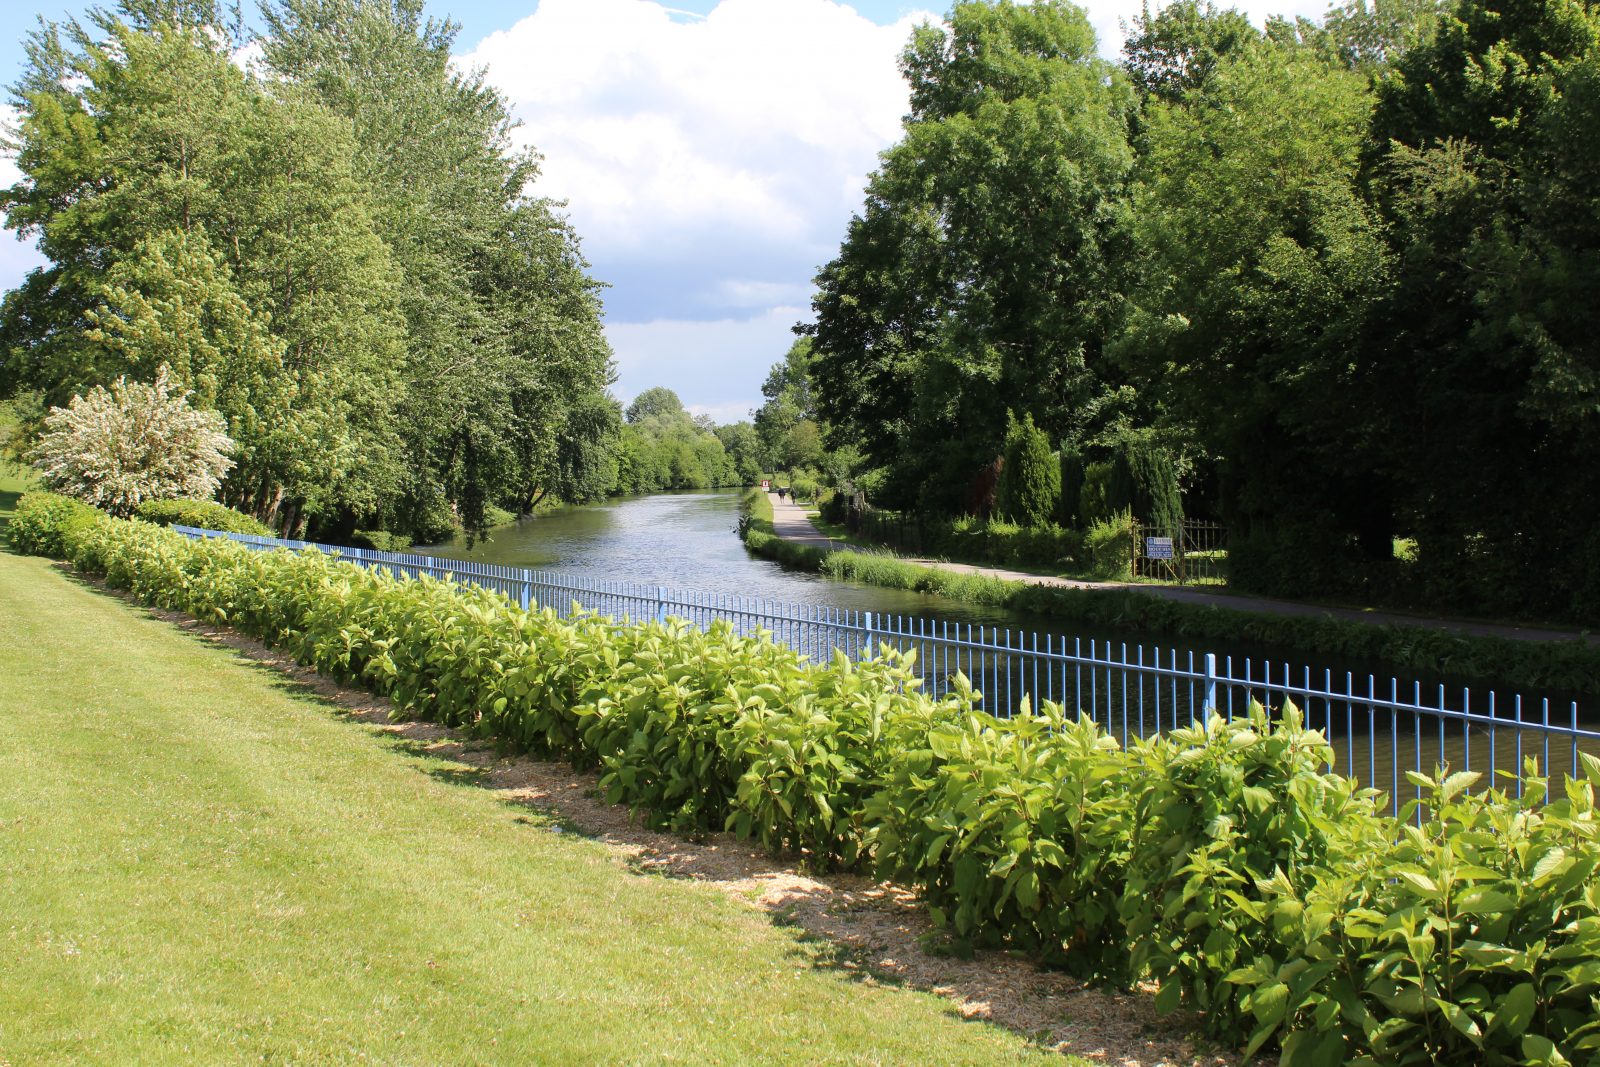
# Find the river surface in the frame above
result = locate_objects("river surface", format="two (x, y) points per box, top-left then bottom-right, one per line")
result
(425, 490), (1025, 622)
(422, 490), (1597, 799)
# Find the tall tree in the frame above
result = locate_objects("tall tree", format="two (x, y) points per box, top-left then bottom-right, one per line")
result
(1115, 40), (1394, 583)
(1122, 0), (1259, 103)
(260, 0), (614, 535)
(807, 0), (1137, 512)
(1364, 0), (1600, 617)
(1, 18), (406, 532)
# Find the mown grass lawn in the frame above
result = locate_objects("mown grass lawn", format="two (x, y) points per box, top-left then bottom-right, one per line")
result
(0, 550), (1066, 1065)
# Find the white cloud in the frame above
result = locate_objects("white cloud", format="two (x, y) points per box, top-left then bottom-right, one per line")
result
(461, 0), (932, 254)
(686, 399), (759, 424)
(712, 279), (814, 308)
(1086, 0), (1331, 59)
(460, 0), (936, 411)
(606, 304), (807, 417)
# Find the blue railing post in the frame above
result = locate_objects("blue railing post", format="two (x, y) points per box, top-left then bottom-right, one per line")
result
(519, 569), (532, 612)
(862, 612), (874, 660)
(656, 585), (667, 624)
(1204, 652), (1218, 719)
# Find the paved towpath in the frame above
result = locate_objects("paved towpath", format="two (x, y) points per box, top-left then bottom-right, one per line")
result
(764, 494), (1597, 646)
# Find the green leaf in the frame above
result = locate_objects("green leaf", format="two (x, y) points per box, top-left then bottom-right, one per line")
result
(1530, 847), (1569, 884)
(1455, 887), (1516, 915)
(1489, 982), (1536, 1037)
(1522, 1034), (1571, 1066)
(1251, 981), (1289, 1026)
(1155, 979), (1182, 1015)
(1430, 997), (1483, 1047)
(1396, 870), (1439, 897)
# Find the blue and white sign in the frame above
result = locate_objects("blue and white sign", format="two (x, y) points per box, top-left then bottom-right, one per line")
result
(1145, 536), (1174, 560)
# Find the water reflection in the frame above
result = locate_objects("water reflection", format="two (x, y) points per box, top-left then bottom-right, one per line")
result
(424, 490), (1024, 624)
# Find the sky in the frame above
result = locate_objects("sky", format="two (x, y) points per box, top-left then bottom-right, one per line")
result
(0, 0), (1326, 423)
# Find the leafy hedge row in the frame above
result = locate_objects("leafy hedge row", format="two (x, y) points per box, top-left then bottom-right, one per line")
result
(7, 491), (104, 557)
(134, 497), (272, 535)
(21, 500), (1600, 1065)
(741, 490), (1600, 695)
(852, 508), (1134, 579)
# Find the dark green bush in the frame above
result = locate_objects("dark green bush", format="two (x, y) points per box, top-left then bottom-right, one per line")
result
(6, 491), (104, 556)
(1228, 517), (1389, 600)
(349, 529), (412, 552)
(1107, 430), (1182, 534)
(1079, 460), (1115, 525)
(1059, 445), (1085, 527)
(135, 497), (271, 536)
(997, 413), (1060, 526)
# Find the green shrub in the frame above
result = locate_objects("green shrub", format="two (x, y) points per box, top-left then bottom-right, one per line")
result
(1236, 762), (1600, 1065)
(135, 497), (271, 535)
(789, 472), (821, 505)
(6, 491), (105, 556)
(1059, 445), (1085, 528)
(1107, 430), (1182, 534)
(870, 697), (1133, 978)
(349, 529), (412, 552)
(1120, 703), (1386, 1045)
(996, 413), (1059, 526)
(1079, 460), (1115, 525)
(1084, 511), (1133, 580)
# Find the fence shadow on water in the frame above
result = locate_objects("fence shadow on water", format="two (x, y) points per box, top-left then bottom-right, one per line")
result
(173, 525), (1600, 816)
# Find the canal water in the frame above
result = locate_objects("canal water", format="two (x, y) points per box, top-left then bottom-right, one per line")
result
(423, 490), (1597, 803)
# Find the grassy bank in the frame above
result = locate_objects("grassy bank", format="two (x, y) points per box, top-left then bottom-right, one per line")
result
(739, 489), (1600, 695)
(0, 549), (1055, 1065)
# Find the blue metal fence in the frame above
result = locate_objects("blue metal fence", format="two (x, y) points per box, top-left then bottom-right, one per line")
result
(172, 524), (1599, 813)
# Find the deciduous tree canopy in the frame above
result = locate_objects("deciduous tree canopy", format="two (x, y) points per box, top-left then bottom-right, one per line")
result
(805, 0), (1600, 622)
(2, 0), (615, 540)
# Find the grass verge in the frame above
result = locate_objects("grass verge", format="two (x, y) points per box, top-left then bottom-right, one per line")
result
(0, 549), (1060, 1065)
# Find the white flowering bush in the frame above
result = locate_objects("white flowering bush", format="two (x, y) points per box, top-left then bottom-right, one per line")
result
(31, 365), (234, 517)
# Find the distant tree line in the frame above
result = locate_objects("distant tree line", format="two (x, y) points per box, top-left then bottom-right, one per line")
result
(803, 0), (1600, 622)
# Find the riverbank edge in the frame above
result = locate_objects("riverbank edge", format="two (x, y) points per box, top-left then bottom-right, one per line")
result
(738, 489), (1600, 697)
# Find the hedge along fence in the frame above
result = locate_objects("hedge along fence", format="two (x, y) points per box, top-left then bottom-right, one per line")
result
(738, 489), (1600, 697)
(134, 497), (272, 535)
(17, 499), (1600, 1066)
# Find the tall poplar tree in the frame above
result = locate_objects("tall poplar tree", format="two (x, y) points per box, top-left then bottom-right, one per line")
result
(260, 0), (615, 535)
